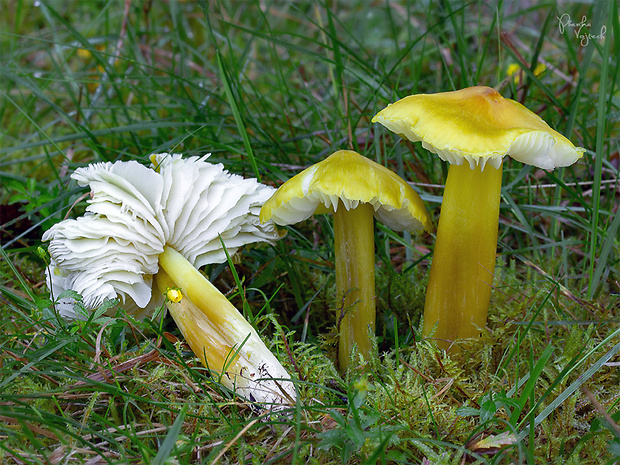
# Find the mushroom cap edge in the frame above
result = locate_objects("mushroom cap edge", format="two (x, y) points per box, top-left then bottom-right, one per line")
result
(372, 86), (585, 171)
(260, 150), (432, 232)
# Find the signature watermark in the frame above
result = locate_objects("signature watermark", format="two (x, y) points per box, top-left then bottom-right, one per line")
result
(557, 13), (606, 46)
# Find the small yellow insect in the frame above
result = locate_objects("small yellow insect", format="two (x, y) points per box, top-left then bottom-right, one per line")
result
(166, 288), (183, 303)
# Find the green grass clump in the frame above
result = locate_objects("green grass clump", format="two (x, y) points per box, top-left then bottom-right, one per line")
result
(1, 0), (619, 463)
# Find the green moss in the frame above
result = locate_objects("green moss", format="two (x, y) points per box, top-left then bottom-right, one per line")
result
(4, 376), (55, 413)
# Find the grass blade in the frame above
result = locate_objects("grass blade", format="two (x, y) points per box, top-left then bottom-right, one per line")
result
(587, 0), (614, 298)
(216, 52), (260, 181)
(151, 406), (187, 465)
(532, 329), (620, 429)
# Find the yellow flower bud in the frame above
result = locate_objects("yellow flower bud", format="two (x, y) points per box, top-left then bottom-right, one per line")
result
(166, 288), (183, 303)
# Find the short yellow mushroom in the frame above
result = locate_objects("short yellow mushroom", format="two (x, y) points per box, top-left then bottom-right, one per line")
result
(260, 150), (432, 371)
(373, 86), (584, 350)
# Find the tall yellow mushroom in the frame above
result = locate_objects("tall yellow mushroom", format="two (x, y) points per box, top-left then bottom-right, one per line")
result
(260, 150), (432, 371)
(373, 86), (584, 350)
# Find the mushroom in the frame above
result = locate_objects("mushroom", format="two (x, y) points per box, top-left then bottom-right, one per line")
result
(259, 149), (432, 371)
(372, 86), (585, 350)
(43, 153), (295, 407)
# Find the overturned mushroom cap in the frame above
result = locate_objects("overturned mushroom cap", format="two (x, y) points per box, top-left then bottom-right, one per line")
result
(43, 153), (280, 318)
(372, 86), (585, 171)
(260, 150), (432, 232)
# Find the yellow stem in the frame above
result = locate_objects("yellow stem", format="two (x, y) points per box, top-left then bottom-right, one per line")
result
(334, 201), (376, 371)
(154, 271), (240, 374)
(155, 250), (296, 405)
(158, 246), (255, 348)
(422, 162), (503, 350)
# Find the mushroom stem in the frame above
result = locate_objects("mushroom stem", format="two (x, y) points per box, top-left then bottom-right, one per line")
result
(158, 246), (296, 405)
(154, 270), (241, 375)
(333, 201), (376, 371)
(159, 246), (251, 334)
(422, 162), (503, 350)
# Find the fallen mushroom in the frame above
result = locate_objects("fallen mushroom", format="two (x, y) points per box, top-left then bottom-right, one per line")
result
(260, 149), (432, 371)
(372, 86), (584, 350)
(43, 153), (295, 407)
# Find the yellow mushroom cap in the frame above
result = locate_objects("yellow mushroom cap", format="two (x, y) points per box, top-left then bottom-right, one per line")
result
(372, 86), (585, 171)
(260, 150), (432, 232)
